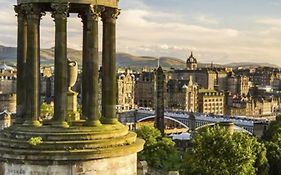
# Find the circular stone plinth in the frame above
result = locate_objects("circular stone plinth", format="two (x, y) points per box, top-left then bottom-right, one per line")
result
(0, 123), (144, 165)
(1, 153), (138, 175)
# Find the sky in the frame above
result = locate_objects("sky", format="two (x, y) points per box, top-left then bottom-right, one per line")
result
(0, 0), (281, 65)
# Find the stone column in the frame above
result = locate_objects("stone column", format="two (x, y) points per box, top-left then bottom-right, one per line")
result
(79, 12), (88, 120)
(51, 3), (69, 127)
(84, 5), (102, 126)
(22, 4), (41, 127)
(155, 66), (165, 135)
(101, 7), (120, 124)
(14, 5), (27, 124)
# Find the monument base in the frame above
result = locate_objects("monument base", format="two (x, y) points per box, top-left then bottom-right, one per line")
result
(0, 124), (144, 175)
(1, 153), (137, 175)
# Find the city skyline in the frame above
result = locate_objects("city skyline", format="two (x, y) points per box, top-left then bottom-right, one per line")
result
(0, 0), (281, 66)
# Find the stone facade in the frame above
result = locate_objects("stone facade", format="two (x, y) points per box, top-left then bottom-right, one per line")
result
(0, 80), (16, 95)
(117, 69), (136, 112)
(227, 97), (278, 117)
(227, 74), (249, 96)
(166, 78), (198, 112)
(170, 69), (217, 90)
(0, 64), (17, 95)
(198, 89), (224, 115)
(0, 93), (16, 113)
(0, 111), (11, 130)
(135, 71), (156, 108)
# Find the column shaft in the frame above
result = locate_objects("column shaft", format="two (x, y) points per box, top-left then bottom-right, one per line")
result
(51, 3), (69, 127)
(80, 13), (88, 120)
(84, 6), (101, 126)
(101, 8), (120, 124)
(14, 5), (27, 124)
(22, 4), (41, 126)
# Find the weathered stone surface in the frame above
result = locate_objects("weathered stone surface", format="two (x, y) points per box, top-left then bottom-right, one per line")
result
(0, 124), (144, 163)
(17, 0), (118, 8)
(2, 153), (137, 175)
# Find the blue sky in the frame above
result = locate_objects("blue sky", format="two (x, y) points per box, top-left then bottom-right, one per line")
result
(0, 0), (281, 65)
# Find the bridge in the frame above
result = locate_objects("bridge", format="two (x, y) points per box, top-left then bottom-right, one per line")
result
(118, 109), (271, 135)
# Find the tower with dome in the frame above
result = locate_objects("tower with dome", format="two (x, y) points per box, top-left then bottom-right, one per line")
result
(186, 52), (198, 70)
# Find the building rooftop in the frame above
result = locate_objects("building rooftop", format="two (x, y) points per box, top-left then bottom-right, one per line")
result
(0, 63), (14, 71)
(198, 88), (218, 93)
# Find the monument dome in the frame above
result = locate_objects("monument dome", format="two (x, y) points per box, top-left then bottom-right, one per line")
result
(186, 52), (197, 64)
(186, 52), (198, 70)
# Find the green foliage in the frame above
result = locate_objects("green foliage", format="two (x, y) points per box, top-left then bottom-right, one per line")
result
(136, 126), (181, 171)
(40, 103), (54, 119)
(136, 125), (161, 146)
(183, 126), (268, 175)
(28, 136), (43, 146)
(262, 115), (281, 141)
(263, 115), (281, 175)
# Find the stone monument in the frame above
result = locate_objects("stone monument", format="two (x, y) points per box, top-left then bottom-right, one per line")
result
(0, 0), (144, 174)
(155, 66), (165, 135)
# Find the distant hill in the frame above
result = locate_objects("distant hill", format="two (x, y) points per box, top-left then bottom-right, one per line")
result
(225, 62), (280, 68)
(0, 45), (279, 69)
(0, 46), (186, 69)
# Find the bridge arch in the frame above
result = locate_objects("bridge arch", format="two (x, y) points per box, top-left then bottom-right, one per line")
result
(195, 123), (252, 135)
(137, 115), (189, 129)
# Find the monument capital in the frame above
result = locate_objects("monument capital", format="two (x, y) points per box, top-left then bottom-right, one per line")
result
(101, 7), (120, 22)
(51, 2), (69, 19)
(18, 0), (119, 8)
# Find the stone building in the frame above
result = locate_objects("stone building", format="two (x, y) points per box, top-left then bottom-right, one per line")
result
(250, 67), (280, 86)
(227, 74), (250, 96)
(197, 89), (224, 115)
(0, 63), (16, 94)
(117, 69), (136, 112)
(184, 78), (198, 112)
(186, 52), (198, 70)
(135, 71), (156, 108)
(41, 66), (53, 77)
(271, 78), (281, 91)
(0, 93), (16, 113)
(227, 96), (279, 117)
(166, 78), (198, 112)
(215, 69), (228, 91)
(167, 79), (189, 109)
(170, 69), (217, 90)
(0, 111), (12, 130)
(0, 63), (16, 79)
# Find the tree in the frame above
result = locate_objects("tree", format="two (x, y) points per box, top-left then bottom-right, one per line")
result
(262, 115), (281, 141)
(263, 115), (281, 175)
(183, 125), (268, 175)
(136, 126), (182, 171)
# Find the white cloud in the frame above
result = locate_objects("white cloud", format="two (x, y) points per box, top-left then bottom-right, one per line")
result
(197, 15), (219, 25)
(256, 18), (281, 27)
(0, 0), (280, 66)
(116, 8), (281, 65)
